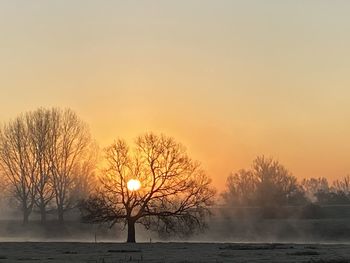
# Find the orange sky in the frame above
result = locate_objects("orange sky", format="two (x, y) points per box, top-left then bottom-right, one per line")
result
(1, 1), (350, 190)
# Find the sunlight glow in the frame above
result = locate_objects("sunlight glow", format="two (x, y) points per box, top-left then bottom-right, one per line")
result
(127, 179), (141, 191)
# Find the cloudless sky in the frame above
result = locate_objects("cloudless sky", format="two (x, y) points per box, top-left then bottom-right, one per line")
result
(1, 1), (350, 189)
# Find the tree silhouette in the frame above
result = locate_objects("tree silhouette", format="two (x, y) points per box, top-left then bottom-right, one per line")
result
(223, 156), (306, 213)
(301, 177), (329, 202)
(0, 108), (94, 224)
(0, 116), (36, 224)
(47, 108), (92, 223)
(333, 175), (350, 196)
(222, 169), (256, 206)
(80, 133), (215, 243)
(252, 156), (305, 207)
(27, 109), (55, 223)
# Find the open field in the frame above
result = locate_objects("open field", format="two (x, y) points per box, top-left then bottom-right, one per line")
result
(0, 242), (350, 263)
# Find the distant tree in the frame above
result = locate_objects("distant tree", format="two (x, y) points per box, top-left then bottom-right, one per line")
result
(0, 116), (36, 224)
(69, 144), (99, 202)
(333, 175), (350, 196)
(48, 109), (92, 223)
(80, 133), (215, 243)
(315, 190), (350, 205)
(301, 177), (329, 203)
(223, 156), (307, 214)
(300, 203), (324, 219)
(252, 156), (305, 206)
(222, 169), (257, 206)
(0, 108), (94, 224)
(27, 109), (55, 223)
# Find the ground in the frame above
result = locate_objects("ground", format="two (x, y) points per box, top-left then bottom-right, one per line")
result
(0, 243), (350, 263)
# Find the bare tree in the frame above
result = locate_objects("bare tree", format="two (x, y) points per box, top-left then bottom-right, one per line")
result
(69, 143), (99, 202)
(252, 156), (304, 206)
(48, 109), (92, 223)
(80, 133), (215, 243)
(301, 177), (329, 202)
(333, 175), (350, 195)
(0, 116), (37, 224)
(0, 108), (94, 224)
(27, 109), (55, 223)
(222, 169), (257, 206)
(223, 156), (306, 211)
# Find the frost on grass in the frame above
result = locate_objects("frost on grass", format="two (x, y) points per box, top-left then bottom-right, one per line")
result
(0, 242), (349, 263)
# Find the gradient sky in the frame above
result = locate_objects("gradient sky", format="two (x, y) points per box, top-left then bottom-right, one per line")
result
(1, 1), (350, 189)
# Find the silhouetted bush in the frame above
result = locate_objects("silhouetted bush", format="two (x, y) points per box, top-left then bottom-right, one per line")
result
(259, 205), (292, 219)
(300, 203), (324, 219)
(316, 191), (350, 205)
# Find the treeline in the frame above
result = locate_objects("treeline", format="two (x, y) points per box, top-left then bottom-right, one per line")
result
(0, 108), (96, 224)
(221, 156), (350, 218)
(1, 107), (349, 229)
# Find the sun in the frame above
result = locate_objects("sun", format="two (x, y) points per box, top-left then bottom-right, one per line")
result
(127, 179), (141, 191)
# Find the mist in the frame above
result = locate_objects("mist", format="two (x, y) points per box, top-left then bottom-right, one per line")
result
(0, 110), (350, 245)
(1, 199), (350, 244)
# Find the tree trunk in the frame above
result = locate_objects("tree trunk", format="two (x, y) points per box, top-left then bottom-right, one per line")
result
(22, 202), (30, 225)
(57, 206), (64, 224)
(127, 219), (136, 243)
(40, 204), (46, 224)
(23, 210), (30, 225)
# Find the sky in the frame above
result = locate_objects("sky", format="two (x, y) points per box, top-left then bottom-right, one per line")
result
(1, 1), (350, 190)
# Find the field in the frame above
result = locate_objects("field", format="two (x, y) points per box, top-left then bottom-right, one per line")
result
(0, 242), (350, 263)
(1, 207), (350, 262)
